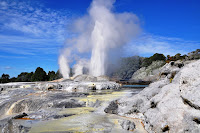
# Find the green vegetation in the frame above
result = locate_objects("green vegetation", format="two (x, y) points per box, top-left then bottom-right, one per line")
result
(16, 72), (33, 82)
(0, 74), (10, 83)
(48, 71), (56, 81)
(0, 67), (63, 83)
(31, 67), (48, 81)
(141, 53), (166, 67)
(166, 53), (187, 62)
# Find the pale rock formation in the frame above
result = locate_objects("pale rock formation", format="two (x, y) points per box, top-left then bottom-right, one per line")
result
(106, 60), (200, 132)
(131, 60), (166, 82)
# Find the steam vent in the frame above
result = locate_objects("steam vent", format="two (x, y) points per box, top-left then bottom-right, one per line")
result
(0, 0), (200, 132)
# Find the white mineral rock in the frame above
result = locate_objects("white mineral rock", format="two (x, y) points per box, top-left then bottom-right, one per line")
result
(116, 60), (200, 132)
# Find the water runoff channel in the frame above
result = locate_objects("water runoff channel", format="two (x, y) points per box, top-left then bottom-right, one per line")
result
(0, 84), (148, 133)
(27, 84), (148, 133)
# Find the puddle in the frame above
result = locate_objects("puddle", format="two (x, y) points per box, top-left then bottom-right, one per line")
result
(29, 88), (146, 133)
(0, 86), (146, 132)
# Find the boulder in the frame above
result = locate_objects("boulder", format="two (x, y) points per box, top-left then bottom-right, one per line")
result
(119, 120), (135, 131)
(104, 101), (118, 114)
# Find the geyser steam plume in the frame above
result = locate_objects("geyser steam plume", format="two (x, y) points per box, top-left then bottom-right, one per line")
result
(59, 0), (140, 78)
(58, 49), (71, 79)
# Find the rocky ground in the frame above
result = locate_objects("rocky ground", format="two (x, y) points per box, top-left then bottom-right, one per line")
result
(105, 59), (200, 132)
(0, 75), (147, 133)
(3, 59), (199, 133)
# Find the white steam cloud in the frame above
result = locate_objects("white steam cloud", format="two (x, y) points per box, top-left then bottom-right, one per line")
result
(58, 49), (71, 79)
(59, 0), (141, 78)
(73, 59), (89, 77)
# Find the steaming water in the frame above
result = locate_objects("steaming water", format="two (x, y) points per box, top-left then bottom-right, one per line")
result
(58, 0), (140, 78)
(73, 59), (89, 77)
(90, 21), (107, 76)
(58, 55), (70, 79)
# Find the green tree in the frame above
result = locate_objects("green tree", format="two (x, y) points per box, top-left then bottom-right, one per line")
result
(175, 53), (181, 60)
(141, 53), (166, 67)
(31, 67), (48, 81)
(16, 72), (28, 82)
(48, 71), (56, 81)
(167, 55), (170, 60)
(26, 72), (33, 82)
(10, 77), (17, 82)
(0, 73), (10, 83)
(16, 72), (33, 82)
(55, 70), (63, 79)
(150, 53), (166, 61)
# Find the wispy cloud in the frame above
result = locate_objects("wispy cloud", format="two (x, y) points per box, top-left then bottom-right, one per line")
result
(0, 55), (27, 59)
(0, 1), (70, 38)
(124, 34), (200, 57)
(4, 66), (12, 69)
(0, 1), (199, 61)
(0, 66), (13, 70)
(0, 34), (62, 55)
(0, 0), (71, 56)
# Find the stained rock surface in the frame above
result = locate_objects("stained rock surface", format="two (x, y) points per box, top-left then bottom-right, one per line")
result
(106, 60), (200, 132)
(0, 75), (123, 133)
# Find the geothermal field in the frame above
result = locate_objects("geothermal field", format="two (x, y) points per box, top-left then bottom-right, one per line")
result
(1, 59), (200, 132)
(0, 0), (145, 132)
(0, 0), (200, 133)
(0, 75), (147, 132)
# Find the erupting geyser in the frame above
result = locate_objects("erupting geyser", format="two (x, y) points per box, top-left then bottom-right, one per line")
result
(59, 0), (140, 78)
(58, 54), (70, 79)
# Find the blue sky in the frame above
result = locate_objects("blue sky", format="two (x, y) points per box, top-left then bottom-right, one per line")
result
(0, 0), (200, 77)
